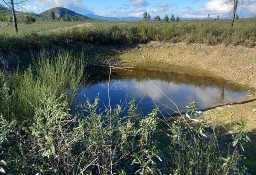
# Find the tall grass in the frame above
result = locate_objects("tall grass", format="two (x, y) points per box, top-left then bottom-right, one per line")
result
(0, 51), (84, 121)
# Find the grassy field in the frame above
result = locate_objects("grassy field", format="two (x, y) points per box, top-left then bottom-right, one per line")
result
(1, 18), (256, 34)
(0, 21), (86, 34)
(0, 18), (256, 54)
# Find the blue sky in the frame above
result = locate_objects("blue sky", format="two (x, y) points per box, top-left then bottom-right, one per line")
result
(25, 0), (256, 18)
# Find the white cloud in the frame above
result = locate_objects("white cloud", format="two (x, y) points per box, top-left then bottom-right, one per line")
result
(183, 0), (256, 18)
(24, 5), (43, 13)
(94, 7), (146, 17)
(130, 0), (149, 7)
(205, 0), (231, 13)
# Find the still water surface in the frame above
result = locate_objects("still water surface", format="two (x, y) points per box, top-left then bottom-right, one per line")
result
(73, 68), (249, 116)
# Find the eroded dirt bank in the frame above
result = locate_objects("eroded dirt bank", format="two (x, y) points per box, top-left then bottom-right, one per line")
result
(115, 42), (256, 127)
(117, 42), (256, 89)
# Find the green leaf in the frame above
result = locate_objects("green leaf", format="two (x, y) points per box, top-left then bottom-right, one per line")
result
(245, 135), (251, 142)
(0, 167), (5, 173)
(233, 139), (238, 147)
(0, 160), (6, 166)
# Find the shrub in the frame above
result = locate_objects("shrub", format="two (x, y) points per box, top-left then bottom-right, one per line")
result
(0, 97), (249, 174)
(23, 16), (36, 24)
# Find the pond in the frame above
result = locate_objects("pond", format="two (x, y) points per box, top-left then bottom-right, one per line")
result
(73, 68), (249, 116)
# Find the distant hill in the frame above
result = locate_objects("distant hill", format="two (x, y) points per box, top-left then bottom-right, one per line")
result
(0, 4), (6, 9)
(0, 4), (8, 13)
(40, 7), (92, 20)
(40, 7), (141, 21)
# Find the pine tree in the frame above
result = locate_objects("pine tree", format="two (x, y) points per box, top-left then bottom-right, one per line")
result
(64, 11), (71, 21)
(147, 13), (151, 21)
(143, 11), (148, 21)
(154, 15), (161, 21)
(176, 16), (180, 22)
(164, 15), (169, 22)
(217, 15), (220, 20)
(49, 10), (55, 20)
(171, 14), (175, 22)
(236, 14), (239, 20)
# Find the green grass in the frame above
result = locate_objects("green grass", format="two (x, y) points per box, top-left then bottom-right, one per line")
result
(0, 51), (84, 121)
(0, 21), (89, 34)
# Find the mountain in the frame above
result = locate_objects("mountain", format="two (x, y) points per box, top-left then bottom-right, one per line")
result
(86, 14), (141, 21)
(40, 7), (91, 20)
(40, 7), (141, 21)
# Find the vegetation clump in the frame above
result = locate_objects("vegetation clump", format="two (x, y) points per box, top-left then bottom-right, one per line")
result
(23, 15), (36, 24)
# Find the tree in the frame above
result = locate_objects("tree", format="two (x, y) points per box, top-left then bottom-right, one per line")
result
(164, 15), (169, 22)
(64, 11), (71, 21)
(226, 0), (255, 27)
(143, 11), (151, 21)
(176, 16), (180, 22)
(143, 11), (148, 21)
(23, 15), (36, 24)
(236, 14), (239, 20)
(147, 13), (151, 21)
(49, 10), (55, 21)
(170, 14), (175, 22)
(71, 16), (77, 21)
(230, 0), (238, 26)
(0, 0), (27, 33)
(154, 15), (161, 21)
(217, 15), (220, 20)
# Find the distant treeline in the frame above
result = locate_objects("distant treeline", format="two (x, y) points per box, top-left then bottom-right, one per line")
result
(143, 11), (180, 22)
(48, 10), (90, 22)
(0, 12), (36, 24)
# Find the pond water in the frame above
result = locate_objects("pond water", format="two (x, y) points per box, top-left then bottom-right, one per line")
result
(73, 68), (249, 116)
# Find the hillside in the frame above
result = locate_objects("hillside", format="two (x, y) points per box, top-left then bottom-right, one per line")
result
(0, 4), (8, 13)
(40, 7), (92, 20)
(41, 7), (143, 21)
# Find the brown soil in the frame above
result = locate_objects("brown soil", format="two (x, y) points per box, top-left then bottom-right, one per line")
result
(203, 94), (256, 130)
(116, 41), (256, 129)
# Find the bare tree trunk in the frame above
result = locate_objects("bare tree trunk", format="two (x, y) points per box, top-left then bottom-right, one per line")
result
(10, 0), (18, 33)
(231, 0), (238, 27)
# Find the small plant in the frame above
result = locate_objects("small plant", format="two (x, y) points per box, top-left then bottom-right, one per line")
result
(231, 121), (251, 150)
(185, 101), (202, 119)
(132, 146), (162, 175)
